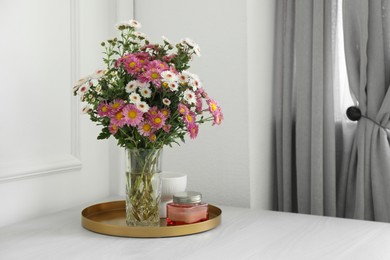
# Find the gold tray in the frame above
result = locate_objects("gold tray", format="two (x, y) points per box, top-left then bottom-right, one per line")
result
(81, 200), (222, 238)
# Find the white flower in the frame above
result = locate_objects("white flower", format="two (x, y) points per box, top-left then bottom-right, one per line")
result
(92, 69), (106, 78)
(129, 19), (141, 29)
(125, 80), (138, 93)
(77, 83), (90, 96)
(188, 74), (202, 91)
(81, 105), (92, 114)
(129, 92), (141, 104)
(95, 85), (102, 94)
(139, 86), (152, 98)
(134, 31), (147, 39)
(183, 89), (196, 105)
(162, 36), (171, 44)
(168, 82), (179, 92)
(179, 71), (191, 83)
(193, 45), (201, 57)
(136, 101), (150, 113)
(161, 71), (178, 83)
(163, 98), (171, 106)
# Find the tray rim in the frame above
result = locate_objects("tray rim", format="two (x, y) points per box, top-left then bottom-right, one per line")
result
(81, 200), (222, 238)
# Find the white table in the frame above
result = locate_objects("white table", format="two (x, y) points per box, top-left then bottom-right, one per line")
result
(1, 198), (390, 260)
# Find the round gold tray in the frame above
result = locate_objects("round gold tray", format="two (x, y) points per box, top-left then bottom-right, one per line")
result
(81, 200), (222, 238)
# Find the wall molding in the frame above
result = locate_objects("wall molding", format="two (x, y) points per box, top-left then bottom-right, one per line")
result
(0, 0), (82, 183)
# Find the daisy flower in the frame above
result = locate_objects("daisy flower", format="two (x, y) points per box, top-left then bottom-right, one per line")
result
(125, 81), (138, 93)
(77, 83), (90, 96)
(195, 97), (203, 113)
(161, 71), (178, 83)
(111, 110), (126, 127)
(149, 112), (166, 129)
(97, 101), (111, 117)
(212, 111), (224, 126)
(163, 124), (171, 133)
(110, 99), (125, 113)
(163, 98), (171, 106)
(183, 89), (196, 105)
(179, 71), (191, 84)
(82, 105), (92, 114)
(161, 36), (171, 45)
(139, 86), (152, 98)
(109, 122), (119, 135)
(149, 134), (157, 142)
(188, 123), (199, 139)
(139, 60), (167, 86)
(138, 121), (153, 136)
(168, 81), (179, 92)
(136, 101), (150, 113)
(183, 111), (196, 126)
(206, 99), (221, 115)
(189, 74), (201, 91)
(129, 92), (141, 104)
(123, 104), (143, 127)
(129, 19), (141, 29)
(178, 103), (189, 115)
(161, 108), (171, 118)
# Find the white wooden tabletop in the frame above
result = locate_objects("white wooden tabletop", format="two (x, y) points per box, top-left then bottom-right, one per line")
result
(1, 198), (390, 260)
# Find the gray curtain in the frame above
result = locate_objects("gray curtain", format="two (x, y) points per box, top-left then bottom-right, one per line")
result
(338, 0), (390, 221)
(273, 0), (338, 216)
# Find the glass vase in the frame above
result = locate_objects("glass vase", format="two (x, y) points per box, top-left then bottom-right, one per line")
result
(125, 148), (162, 226)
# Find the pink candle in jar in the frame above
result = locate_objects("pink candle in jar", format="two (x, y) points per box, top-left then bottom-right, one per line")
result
(166, 191), (208, 225)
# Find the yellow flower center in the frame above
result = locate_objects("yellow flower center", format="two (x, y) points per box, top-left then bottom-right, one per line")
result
(154, 117), (162, 124)
(115, 112), (123, 120)
(186, 114), (193, 122)
(162, 110), (169, 117)
(102, 106), (108, 112)
(129, 61), (136, 68)
(151, 72), (159, 79)
(143, 124), (151, 131)
(163, 82), (169, 88)
(112, 103), (120, 109)
(128, 111), (137, 119)
(211, 103), (217, 111)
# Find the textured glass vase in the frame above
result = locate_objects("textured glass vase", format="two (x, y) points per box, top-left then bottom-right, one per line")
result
(125, 149), (162, 226)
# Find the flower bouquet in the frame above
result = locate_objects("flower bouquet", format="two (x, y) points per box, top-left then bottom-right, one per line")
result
(73, 20), (223, 226)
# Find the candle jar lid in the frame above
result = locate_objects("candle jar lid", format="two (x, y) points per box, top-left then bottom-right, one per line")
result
(173, 191), (202, 204)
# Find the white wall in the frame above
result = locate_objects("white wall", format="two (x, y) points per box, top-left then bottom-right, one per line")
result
(0, 0), (275, 228)
(128, 0), (275, 208)
(0, 0), (115, 228)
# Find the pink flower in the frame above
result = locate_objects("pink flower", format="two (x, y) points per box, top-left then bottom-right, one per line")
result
(138, 60), (168, 86)
(134, 52), (150, 65)
(109, 122), (119, 135)
(163, 124), (171, 133)
(117, 54), (142, 74)
(188, 123), (199, 139)
(206, 99), (223, 125)
(206, 99), (221, 115)
(149, 112), (166, 129)
(122, 104), (143, 127)
(138, 121), (153, 136)
(110, 99), (125, 113)
(97, 101), (111, 117)
(195, 97), (202, 113)
(146, 106), (159, 118)
(111, 110), (126, 127)
(161, 108), (170, 118)
(178, 103), (189, 115)
(183, 111), (196, 126)
(212, 111), (224, 126)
